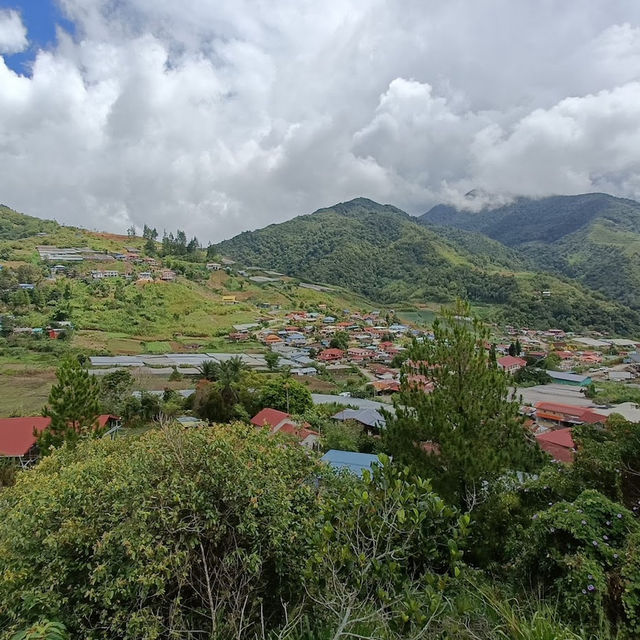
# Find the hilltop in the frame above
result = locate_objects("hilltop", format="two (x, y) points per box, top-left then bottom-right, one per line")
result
(215, 197), (640, 334)
(420, 193), (640, 309)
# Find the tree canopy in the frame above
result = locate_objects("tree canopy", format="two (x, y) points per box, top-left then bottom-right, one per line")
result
(385, 301), (543, 509)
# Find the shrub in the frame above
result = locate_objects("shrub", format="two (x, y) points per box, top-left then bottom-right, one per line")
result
(0, 425), (324, 638)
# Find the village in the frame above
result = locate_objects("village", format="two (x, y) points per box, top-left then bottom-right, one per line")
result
(2, 241), (640, 473)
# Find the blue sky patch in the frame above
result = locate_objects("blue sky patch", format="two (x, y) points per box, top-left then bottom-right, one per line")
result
(1, 0), (75, 75)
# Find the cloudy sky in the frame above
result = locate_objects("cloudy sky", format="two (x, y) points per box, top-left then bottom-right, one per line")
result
(1, 1), (640, 241)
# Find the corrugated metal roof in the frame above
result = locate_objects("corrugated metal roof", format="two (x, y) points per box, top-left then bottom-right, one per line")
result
(320, 450), (381, 476)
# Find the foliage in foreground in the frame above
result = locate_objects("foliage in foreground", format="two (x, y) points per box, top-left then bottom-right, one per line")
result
(0, 425), (465, 639)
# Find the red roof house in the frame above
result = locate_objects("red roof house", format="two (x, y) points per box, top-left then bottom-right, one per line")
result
(536, 427), (576, 463)
(535, 402), (607, 426)
(497, 355), (527, 373)
(250, 408), (291, 429)
(0, 417), (51, 458)
(250, 409), (319, 449)
(317, 348), (344, 362)
(0, 414), (120, 460)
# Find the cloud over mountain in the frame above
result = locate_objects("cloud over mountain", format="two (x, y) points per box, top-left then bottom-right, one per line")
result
(1, 1), (640, 240)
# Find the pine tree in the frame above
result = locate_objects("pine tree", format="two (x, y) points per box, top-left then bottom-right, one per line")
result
(508, 342), (516, 357)
(384, 300), (542, 510)
(38, 358), (102, 453)
(515, 339), (522, 356)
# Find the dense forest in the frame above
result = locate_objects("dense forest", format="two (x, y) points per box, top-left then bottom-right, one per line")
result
(420, 193), (640, 310)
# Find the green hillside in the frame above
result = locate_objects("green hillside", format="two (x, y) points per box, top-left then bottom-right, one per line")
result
(0, 204), (59, 241)
(420, 193), (640, 309)
(216, 198), (640, 334)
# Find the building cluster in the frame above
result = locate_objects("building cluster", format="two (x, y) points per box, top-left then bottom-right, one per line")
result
(493, 327), (640, 381)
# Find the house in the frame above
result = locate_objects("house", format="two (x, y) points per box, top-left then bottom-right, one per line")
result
(251, 408), (292, 430)
(222, 295), (237, 304)
(160, 269), (176, 281)
(137, 272), (153, 282)
(609, 370), (633, 381)
(497, 355), (527, 374)
(0, 414), (121, 466)
(264, 334), (284, 345)
(546, 371), (592, 386)
(317, 348), (344, 362)
(534, 402), (606, 427)
(18, 283), (35, 290)
(536, 428), (575, 463)
(332, 408), (386, 431)
(370, 380), (400, 394)
(320, 450), (381, 477)
(322, 316), (336, 324)
(347, 347), (372, 362)
(291, 367), (317, 376)
(250, 408), (319, 448)
(206, 263), (221, 270)
(228, 332), (251, 342)
(0, 416), (51, 464)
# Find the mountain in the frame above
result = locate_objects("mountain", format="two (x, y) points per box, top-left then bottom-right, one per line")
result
(420, 193), (640, 309)
(216, 197), (640, 334)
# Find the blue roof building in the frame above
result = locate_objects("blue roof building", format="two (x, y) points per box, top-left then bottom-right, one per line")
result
(546, 371), (592, 386)
(320, 450), (381, 477)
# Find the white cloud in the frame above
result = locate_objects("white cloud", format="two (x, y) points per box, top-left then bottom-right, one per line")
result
(0, 9), (27, 54)
(1, 1), (640, 239)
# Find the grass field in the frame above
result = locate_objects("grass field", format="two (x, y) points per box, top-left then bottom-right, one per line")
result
(0, 369), (56, 415)
(398, 310), (436, 326)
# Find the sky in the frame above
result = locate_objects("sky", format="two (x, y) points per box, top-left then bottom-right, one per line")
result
(2, 1), (640, 242)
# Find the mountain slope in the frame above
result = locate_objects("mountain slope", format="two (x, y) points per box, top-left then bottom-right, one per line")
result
(216, 198), (640, 334)
(0, 204), (59, 240)
(420, 193), (640, 308)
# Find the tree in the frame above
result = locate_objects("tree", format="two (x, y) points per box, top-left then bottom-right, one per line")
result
(384, 300), (543, 510)
(322, 420), (360, 451)
(126, 225), (136, 238)
(508, 342), (516, 357)
(99, 369), (134, 415)
(197, 359), (219, 381)
(39, 358), (102, 452)
(144, 237), (156, 255)
(329, 330), (350, 351)
(259, 376), (312, 414)
(515, 339), (522, 356)
(264, 350), (280, 371)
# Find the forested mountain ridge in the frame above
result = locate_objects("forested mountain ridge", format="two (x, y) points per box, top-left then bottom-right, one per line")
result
(215, 197), (640, 334)
(420, 193), (640, 309)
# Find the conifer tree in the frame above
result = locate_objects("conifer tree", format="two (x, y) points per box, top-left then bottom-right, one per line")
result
(38, 358), (102, 453)
(384, 300), (542, 510)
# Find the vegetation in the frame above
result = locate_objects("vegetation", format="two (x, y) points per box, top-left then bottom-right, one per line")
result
(38, 358), (102, 452)
(216, 197), (640, 334)
(421, 192), (640, 312)
(259, 375), (313, 414)
(1, 302), (640, 638)
(588, 381), (640, 405)
(385, 301), (543, 509)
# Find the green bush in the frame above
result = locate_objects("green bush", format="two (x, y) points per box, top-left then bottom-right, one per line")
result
(517, 490), (639, 631)
(0, 425), (325, 639)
